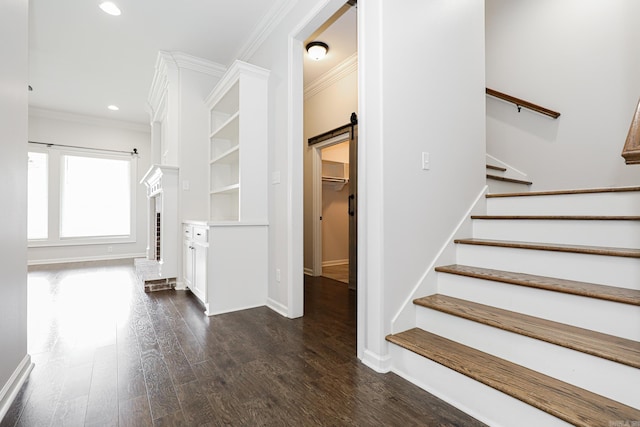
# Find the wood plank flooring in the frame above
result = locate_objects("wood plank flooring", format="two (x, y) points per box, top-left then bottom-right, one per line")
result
(2, 259), (485, 426)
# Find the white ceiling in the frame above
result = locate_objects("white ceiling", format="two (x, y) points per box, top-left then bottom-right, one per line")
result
(28, 0), (357, 126)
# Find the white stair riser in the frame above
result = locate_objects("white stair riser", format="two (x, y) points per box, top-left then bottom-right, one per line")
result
(436, 273), (640, 340)
(456, 244), (640, 290)
(389, 344), (573, 427)
(487, 179), (531, 194)
(415, 308), (640, 408)
(473, 219), (640, 249)
(487, 192), (640, 216)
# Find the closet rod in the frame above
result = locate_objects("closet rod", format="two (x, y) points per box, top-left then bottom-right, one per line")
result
(28, 140), (138, 156)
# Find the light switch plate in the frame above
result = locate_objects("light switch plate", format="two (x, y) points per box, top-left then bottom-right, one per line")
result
(422, 152), (430, 170)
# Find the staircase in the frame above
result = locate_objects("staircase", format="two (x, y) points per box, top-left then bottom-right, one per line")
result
(486, 163), (532, 193)
(386, 186), (640, 427)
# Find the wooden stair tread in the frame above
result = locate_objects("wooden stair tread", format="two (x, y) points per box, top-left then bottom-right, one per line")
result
(435, 264), (640, 306)
(454, 237), (640, 258)
(487, 185), (640, 198)
(486, 174), (532, 185)
(413, 294), (640, 368)
(386, 328), (640, 427)
(486, 164), (507, 172)
(470, 215), (640, 221)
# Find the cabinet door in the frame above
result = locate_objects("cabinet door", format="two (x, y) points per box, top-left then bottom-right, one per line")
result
(193, 243), (207, 302)
(184, 240), (194, 288)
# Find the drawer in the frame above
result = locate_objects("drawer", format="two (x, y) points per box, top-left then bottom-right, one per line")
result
(183, 224), (193, 239)
(193, 226), (208, 243)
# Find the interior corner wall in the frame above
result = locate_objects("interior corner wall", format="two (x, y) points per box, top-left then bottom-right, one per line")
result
(0, 0), (29, 412)
(303, 67), (358, 272)
(486, 0), (640, 190)
(177, 68), (221, 222)
(27, 112), (151, 264)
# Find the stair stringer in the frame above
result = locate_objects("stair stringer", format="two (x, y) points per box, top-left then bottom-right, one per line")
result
(389, 186), (487, 334)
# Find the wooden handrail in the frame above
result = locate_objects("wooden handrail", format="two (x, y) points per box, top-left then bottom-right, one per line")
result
(486, 88), (561, 119)
(621, 97), (640, 165)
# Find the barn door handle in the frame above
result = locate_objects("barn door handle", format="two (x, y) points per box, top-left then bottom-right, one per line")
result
(348, 194), (355, 216)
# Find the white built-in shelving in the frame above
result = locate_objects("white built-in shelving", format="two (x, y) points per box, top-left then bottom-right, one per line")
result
(205, 61), (269, 222)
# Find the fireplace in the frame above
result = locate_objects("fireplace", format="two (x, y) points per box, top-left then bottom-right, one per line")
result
(137, 165), (179, 291)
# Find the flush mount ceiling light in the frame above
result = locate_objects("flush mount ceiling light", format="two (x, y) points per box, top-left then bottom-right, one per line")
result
(306, 41), (329, 61)
(99, 1), (121, 16)
(107, 105), (119, 111)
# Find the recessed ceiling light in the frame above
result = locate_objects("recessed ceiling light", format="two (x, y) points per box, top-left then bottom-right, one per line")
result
(108, 105), (119, 111)
(99, 1), (121, 16)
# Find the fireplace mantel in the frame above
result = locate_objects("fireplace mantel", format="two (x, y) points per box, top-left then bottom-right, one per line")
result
(138, 164), (179, 290)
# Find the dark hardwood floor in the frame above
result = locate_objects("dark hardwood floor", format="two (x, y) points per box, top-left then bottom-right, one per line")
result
(2, 259), (485, 426)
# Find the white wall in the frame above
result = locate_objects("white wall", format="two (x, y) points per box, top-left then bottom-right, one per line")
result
(486, 0), (640, 190)
(364, 0), (486, 366)
(303, 63), (358, 271)
(27, 110), (151, 264)
(0, 0), (29, 417)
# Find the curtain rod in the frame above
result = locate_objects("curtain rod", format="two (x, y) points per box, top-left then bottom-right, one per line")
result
(28, 140), (138, 156)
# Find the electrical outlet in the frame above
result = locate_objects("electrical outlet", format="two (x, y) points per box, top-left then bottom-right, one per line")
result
(107, 246), (113, 253)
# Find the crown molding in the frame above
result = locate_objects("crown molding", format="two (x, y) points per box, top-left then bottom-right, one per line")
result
(171, 52), (226, 77)
(147, 51), (175, 117)
(29, 107), (150, 133)
(205, 60), (270, 108)
(304, 52), (358, 99)
(236, 0), (298, 63)
(147, 51), (227, 119)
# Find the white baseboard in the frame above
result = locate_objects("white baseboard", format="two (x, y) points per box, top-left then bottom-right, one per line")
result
(303, 267), (314, 276)
(267, 298), (289, 317)
(27, 253), (146, 266)
(322, 259), (348, 267)
(0, 354), (33, 421)
(361, 349), (391, 373)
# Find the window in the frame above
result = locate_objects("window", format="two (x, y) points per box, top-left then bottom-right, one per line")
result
(27, 145), (136, 246)
(61, 154), (131, 238)
(27, 151), (48, 240)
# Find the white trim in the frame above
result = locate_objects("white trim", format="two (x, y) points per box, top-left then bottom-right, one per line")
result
(486, 154), (529, 179)
(310, 131), (352, 276)
(28, 107), (150, 133)
(303, 267), (314, 276)
(171, 52), (226, 77)
(235, 0), (298, 63)
(288, 0), (347, 320)
(304, 53), (358, 100)
(361, 349), (392, 373)
(322, 259), (348, 267)
(267, 297), (289, 317)
(0, 355), (33, 422)
(27, 253), (145, 266)
(204, 60), (270, 108)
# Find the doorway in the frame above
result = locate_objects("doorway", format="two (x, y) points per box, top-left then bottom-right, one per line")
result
(307, 120), (358, 291)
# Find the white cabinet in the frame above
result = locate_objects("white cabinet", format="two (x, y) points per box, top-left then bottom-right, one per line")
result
(183, 224), (208, 304)
(182, 221), (268, 316)
(205, 60), (269, 222)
